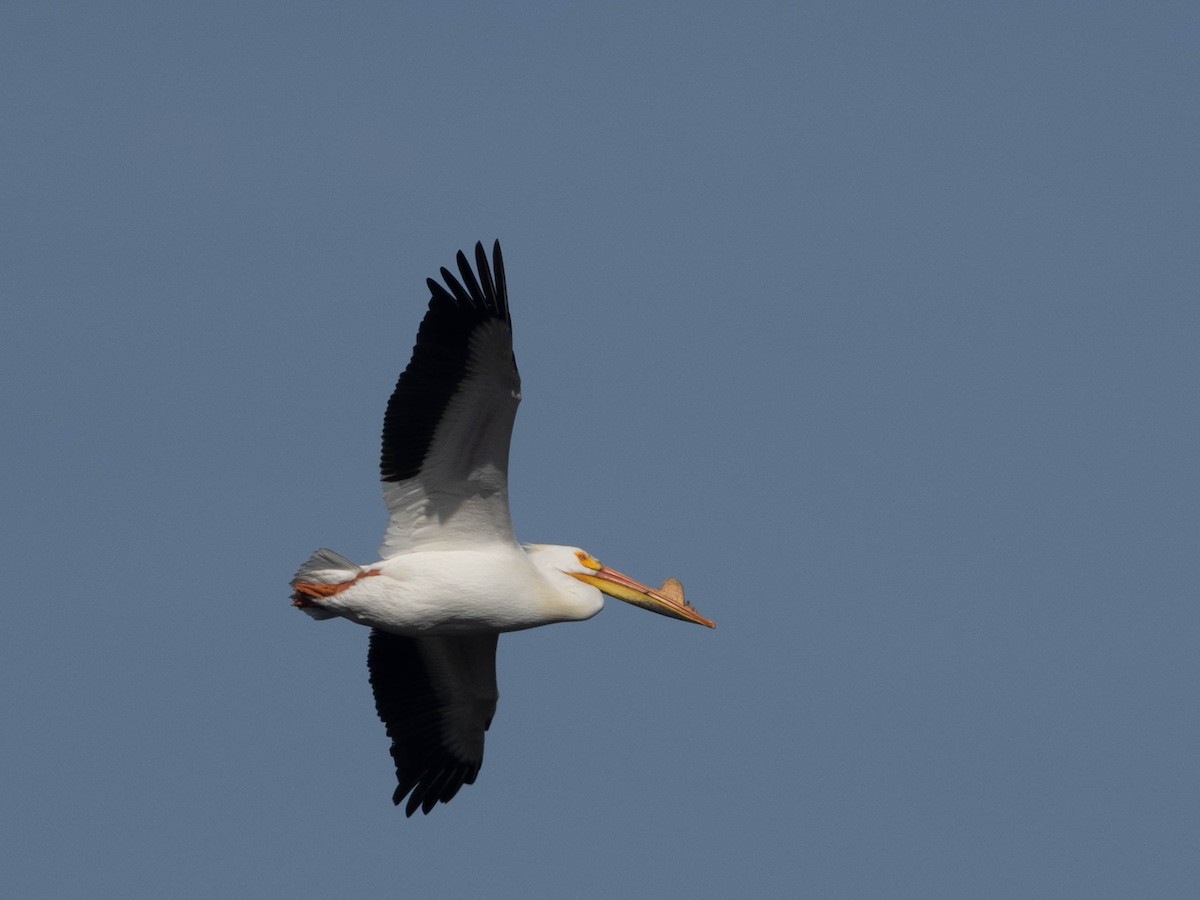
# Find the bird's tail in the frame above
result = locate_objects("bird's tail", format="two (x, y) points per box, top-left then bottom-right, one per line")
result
(290, 548), (362, 620)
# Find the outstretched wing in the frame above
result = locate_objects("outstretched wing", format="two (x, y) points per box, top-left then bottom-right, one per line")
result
(367, 629), (500, 816)
(379, 241), (521, 557)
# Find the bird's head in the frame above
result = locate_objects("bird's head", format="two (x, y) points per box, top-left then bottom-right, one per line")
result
(527, 544), (715, 629)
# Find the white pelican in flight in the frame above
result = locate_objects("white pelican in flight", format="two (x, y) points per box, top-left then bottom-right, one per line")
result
(291, 242), (715, 816)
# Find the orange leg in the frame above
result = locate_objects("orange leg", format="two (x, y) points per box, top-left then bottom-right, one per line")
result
(292, 569), (381, 607)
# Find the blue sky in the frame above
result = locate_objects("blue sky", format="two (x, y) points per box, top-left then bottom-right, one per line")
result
(2, 3), (1197, 897)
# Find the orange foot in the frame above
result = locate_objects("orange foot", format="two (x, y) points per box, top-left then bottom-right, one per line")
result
(291, 569), (381, 607)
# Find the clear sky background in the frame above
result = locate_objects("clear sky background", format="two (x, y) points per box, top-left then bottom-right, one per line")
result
(2, 3), (1197, 897)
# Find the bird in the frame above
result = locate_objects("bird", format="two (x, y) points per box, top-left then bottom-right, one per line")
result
(291, 241), (715, 816)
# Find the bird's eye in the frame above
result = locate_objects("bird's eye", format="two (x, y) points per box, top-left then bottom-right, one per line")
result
(576, 551), (587, 563)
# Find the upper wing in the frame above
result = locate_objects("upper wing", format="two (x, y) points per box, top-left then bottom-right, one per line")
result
(379, 241), (521, 556)
(367, 629), (500, 816)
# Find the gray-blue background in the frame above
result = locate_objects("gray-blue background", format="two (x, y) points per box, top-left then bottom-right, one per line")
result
(3, 3), (1196, 897)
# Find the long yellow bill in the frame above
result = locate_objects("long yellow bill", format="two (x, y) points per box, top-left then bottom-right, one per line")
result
(573, 562), (716, 629)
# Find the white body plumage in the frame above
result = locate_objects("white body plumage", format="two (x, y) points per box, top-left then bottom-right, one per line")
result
(295, 544), (605, 634)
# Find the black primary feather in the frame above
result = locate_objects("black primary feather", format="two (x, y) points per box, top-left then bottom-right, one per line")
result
(379, 241), (513, 483)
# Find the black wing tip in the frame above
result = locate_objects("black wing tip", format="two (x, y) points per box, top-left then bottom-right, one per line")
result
(491, 241), (508, 322)
(392, 764), (476, 817)
(426, 240), (509, 323)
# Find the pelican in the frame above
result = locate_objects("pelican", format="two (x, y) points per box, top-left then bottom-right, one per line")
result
(291, 241), (714, 816)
